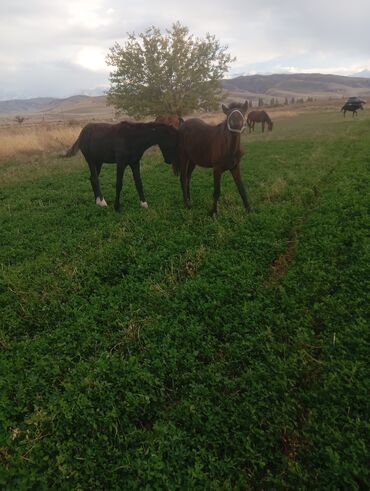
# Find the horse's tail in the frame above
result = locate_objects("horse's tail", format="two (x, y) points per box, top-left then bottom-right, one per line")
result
(62, 136), (80, 158)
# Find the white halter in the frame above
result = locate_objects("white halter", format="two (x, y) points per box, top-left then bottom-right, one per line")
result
(227, 109), (246, 134)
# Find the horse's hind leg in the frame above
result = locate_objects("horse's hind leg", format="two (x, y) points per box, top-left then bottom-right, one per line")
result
(230, 164), (251, 213)
(180, 160), (190, 208)
(88, 160), (107, 206)
(186, 162), (195, 202)
(114, 161), (127, 211)
(131, 161), (148, 208)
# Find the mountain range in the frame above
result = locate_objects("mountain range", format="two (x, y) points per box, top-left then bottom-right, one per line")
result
(1, 73), (369, 118)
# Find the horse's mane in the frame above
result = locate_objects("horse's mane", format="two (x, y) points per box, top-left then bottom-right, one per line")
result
(118, 121), (176, 132)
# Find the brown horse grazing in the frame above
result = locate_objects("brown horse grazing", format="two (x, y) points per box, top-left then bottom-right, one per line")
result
(155, 114), (184, 128)
(247, 110), (273, 132)
(174, 100), (250, 216)
(63, 122), (178, 211)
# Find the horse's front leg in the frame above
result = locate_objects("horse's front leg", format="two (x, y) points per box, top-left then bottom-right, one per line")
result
(209, 167), (222, 217)
(130, 161), (148, 208)
(262, 122), (265, 133)
(114, 162), (127, 211)
(230, 164), (251, 213)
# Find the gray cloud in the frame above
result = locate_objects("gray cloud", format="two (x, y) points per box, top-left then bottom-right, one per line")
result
(1, 0), (370, 99)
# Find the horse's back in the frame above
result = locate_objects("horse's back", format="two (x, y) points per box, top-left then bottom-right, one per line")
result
(155, 114), (183, 128)
(247, 110), (267, 122)
(180, 118), (221, 137)
(79, 122), (125, 162)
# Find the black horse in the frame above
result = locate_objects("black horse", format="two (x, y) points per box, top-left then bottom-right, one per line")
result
(341, 97), (366, 117)
(63, 122), (178, 211)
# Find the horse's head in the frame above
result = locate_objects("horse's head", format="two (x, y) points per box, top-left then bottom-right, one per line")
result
(268, 121), (274, 131)
(156, 125), (179, 164)
(222, 100), (249, 133)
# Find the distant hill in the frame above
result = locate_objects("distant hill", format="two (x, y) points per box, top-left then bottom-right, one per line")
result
(0, 95), (99, 114)
(0, 95), (115, 123)
(222, 73), (370, 100)
(1, 73), (369, 122)
(0, 97), (57, 114)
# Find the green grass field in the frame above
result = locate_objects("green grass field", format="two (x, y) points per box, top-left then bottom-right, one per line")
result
(1, 111), (369, 489)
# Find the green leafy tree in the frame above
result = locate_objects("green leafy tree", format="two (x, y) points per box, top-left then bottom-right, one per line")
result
(106, 22), (234, 117)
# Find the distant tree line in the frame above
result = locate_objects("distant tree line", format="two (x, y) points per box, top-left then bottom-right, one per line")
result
(246, 96), (316, 108)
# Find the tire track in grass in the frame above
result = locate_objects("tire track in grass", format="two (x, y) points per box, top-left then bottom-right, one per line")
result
(261, 150), (370, 487)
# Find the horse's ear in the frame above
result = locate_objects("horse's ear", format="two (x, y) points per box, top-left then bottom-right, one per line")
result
(222, 104), (228, 115)
(243, 100), (249, 111)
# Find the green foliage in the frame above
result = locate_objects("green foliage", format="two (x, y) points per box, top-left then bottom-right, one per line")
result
(106, 22), (234, 117)
(0, 111), (369, 489)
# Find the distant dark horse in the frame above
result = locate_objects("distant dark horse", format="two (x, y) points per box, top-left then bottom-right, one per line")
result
(155, 114), (184, 128)
(174, 100), (251, 216)
(247, 110), (273, 132)
(63, 122), (178, 210)
(341, 103), (364, 117)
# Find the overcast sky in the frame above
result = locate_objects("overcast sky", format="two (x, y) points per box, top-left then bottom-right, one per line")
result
(1, 0), (370, 100)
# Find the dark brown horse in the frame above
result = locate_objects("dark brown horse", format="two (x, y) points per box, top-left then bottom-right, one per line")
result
(63, 122), (178, 211)
(174, 100), (250, 216)
(247, 110), (273, 132)
(155, 114), (184, 128)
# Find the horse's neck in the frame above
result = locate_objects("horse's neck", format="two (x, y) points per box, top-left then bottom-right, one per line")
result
(141, 130), (161, 150)
(220, 121), (241, 155)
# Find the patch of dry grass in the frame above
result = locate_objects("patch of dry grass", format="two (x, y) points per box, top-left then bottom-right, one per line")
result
(0, 123), (81, 159)
(0, 123), (84, 185)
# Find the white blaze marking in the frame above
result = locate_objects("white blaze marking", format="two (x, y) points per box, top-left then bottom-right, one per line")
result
(96, 197), (108, 207)
(140, 201), (149, 209)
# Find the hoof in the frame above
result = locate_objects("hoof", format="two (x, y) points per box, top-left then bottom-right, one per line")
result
(96, 197), (108, 207)
(208, 209), (218, 218)
(140, 201), (149, 209)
